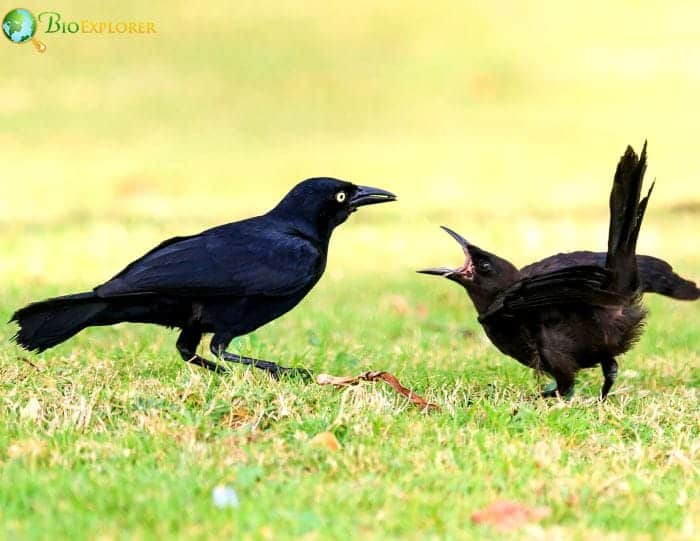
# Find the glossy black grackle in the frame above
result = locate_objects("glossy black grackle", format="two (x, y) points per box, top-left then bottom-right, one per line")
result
(420, 143), (698, 399)
(11, 178), (396, 378)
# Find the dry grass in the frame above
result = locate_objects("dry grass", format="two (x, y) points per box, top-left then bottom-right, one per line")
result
(1, 1), (699, 539)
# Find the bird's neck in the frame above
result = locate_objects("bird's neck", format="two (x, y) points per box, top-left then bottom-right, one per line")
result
(290, 223), (331, 251)
(268, 207), (337, 250)
(467, 289), (500, 315)
(465, 278), (519, 316)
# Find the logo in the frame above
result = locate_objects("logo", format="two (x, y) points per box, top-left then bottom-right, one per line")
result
(2, 8), (46, 52)
(3, 8), (157, 52)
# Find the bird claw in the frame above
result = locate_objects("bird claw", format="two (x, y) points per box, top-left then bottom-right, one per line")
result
(540, 382), (575, 400)
(270, 365), (314, 382)
(540, 382), (558, 398)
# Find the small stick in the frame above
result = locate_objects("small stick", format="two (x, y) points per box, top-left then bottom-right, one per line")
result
(316, 370), (439, 411)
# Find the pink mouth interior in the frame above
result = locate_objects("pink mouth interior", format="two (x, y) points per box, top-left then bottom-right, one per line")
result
(456, 253), (474, 280)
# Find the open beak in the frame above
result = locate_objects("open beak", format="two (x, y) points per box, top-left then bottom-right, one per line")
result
(417, 226), (473, 280)
(350, 185), (397, 208)
(417, 266), (455, 277)
(439, 226), (470, 252)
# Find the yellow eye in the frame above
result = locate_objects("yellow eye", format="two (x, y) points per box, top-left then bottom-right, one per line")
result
(336, 191), (346, 203)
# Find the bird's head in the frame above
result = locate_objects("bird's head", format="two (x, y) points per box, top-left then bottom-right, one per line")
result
(418, 226), (520, 313)
(271, 177), (396, 240)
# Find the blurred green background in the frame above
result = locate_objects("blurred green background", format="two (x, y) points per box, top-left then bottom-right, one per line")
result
(2, 3), (700, 539)
(2, 0), (700, 295)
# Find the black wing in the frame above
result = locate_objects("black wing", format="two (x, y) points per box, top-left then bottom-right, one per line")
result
(519, 251), (605, 277)
(479, 265), (624, 322)
(94, 221), (322, 298)
(520, 251), (699, 300)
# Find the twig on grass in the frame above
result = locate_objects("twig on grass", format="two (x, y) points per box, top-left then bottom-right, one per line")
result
(316, 370), (439, 411)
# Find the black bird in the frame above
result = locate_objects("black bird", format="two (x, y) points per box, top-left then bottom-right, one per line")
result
(11, 178), (396, 377)
(420, 144), (699, 399)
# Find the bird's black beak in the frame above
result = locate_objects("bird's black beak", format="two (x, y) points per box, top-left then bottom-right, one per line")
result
(439, 225), (470, 253)
(417, 266), (456, 277)
(417, 226), (473, 281)
(350, 185), (397, 208)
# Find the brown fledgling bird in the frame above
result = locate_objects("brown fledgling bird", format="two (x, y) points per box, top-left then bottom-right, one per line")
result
(420, 143), (699, 399)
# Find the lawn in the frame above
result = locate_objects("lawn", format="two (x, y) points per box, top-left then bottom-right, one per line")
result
(1, 1), (699, 539)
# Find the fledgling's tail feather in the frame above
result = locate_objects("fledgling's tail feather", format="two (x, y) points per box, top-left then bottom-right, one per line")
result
(638, 255), (700, 300)
(606, 142), (653, 293)
(10, 292), (110, 352)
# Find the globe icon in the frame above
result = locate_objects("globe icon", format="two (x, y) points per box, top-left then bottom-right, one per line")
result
(2, 8), (37, 44)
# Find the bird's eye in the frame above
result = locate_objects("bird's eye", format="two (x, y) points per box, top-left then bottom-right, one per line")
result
(479, 261), (492, 273)
(335, 191), (347, 203)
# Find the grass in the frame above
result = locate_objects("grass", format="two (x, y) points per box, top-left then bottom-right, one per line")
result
(2, 1), (700, 539)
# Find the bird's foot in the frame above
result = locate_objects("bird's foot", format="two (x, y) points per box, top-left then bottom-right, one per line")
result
(541, 381), (558, 398)
(540, 382), (574, 400)
(214, 349), (313, 382)
(270, 365), (314, 382)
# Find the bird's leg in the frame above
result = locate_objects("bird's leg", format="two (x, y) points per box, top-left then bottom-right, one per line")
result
(544, 375), (575, 400)
(541, 381), (559, 398)
(538, 350), (575, 400)
(600, 357), (619, 400)
(540, 380), (574, 399)
(210, 333), (313, 381)
(176, 328), (229, 374)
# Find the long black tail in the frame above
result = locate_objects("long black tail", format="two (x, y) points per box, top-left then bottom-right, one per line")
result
(10, 292), (111, 352)
(638, 255), (700, 300)
(606, 142), (654, 293)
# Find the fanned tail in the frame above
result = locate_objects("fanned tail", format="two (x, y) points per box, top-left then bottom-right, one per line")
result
(10, 292), (110, 352)
(606, 142), (654, 294)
